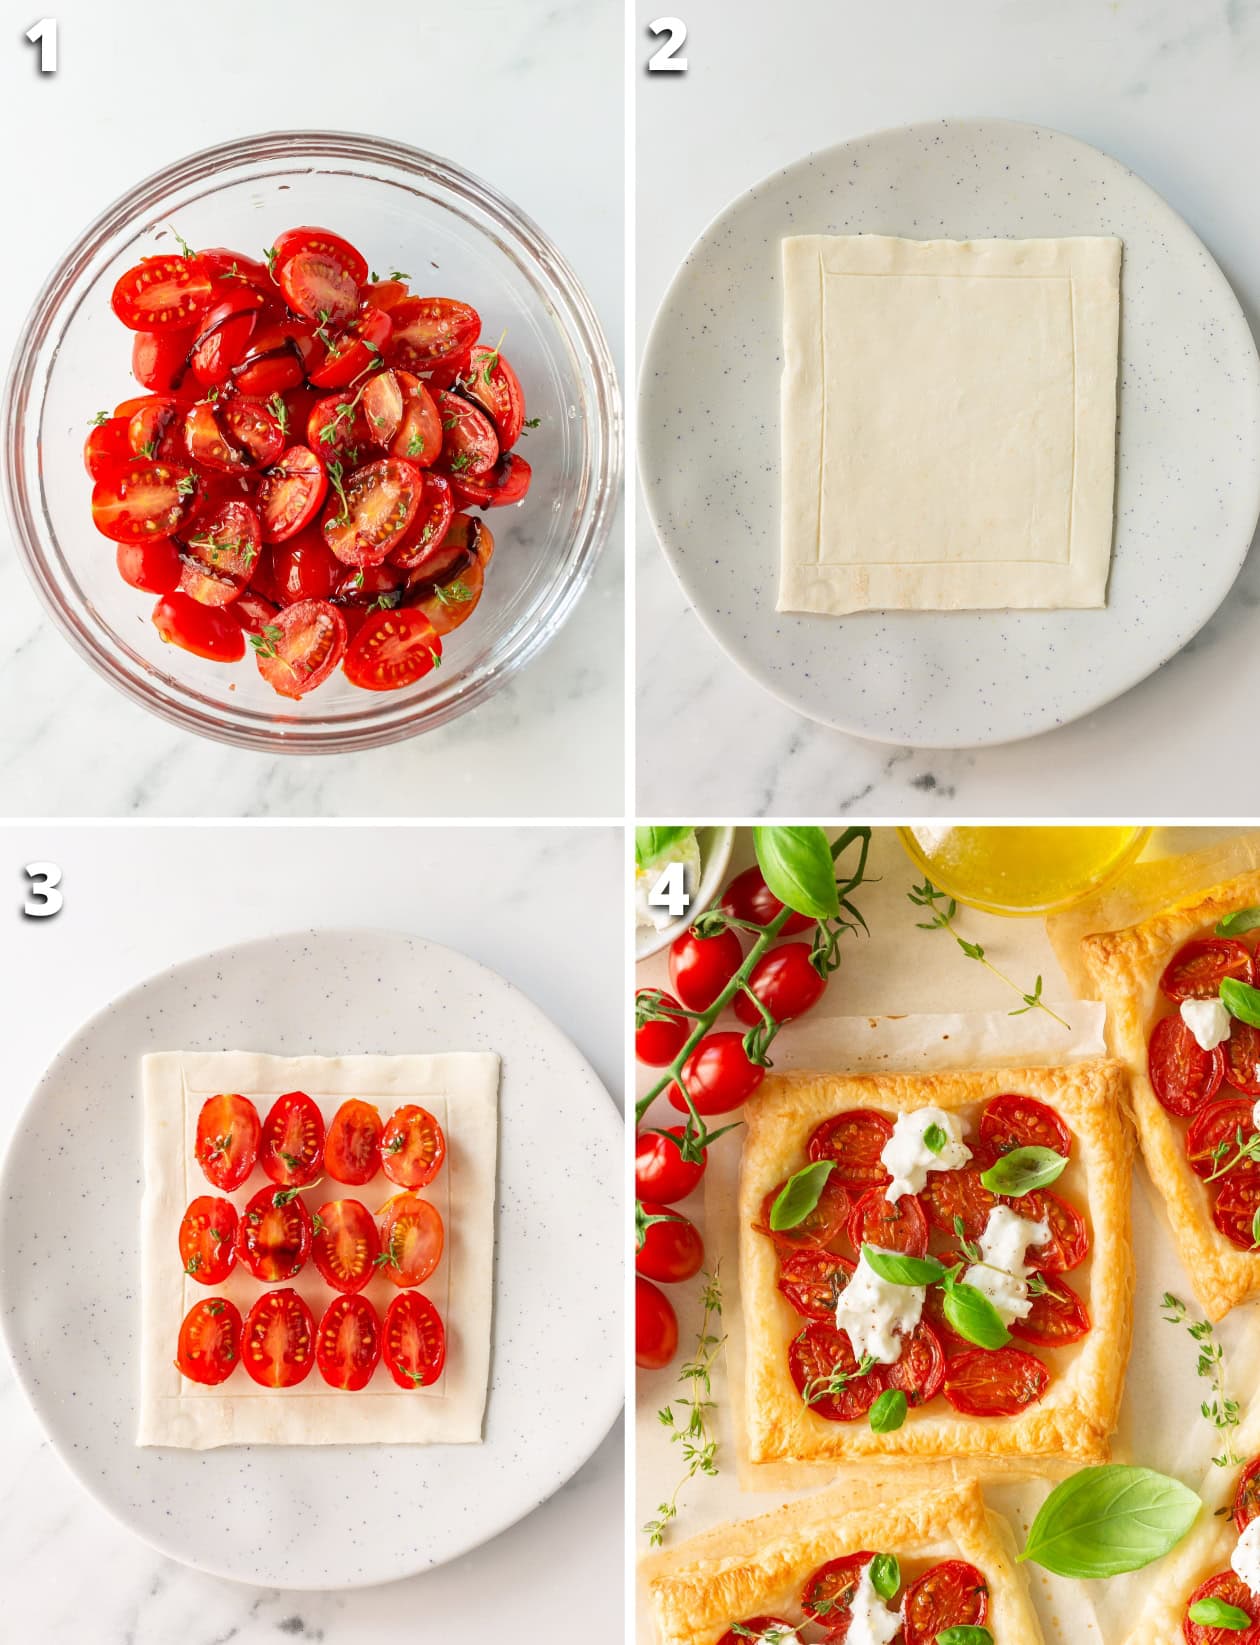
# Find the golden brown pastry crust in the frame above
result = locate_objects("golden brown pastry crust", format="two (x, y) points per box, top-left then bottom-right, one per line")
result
(1080, 868), (1260, 1322)
(739, 1061), (1133, 1475)
(639, 1477), (1046, 1645)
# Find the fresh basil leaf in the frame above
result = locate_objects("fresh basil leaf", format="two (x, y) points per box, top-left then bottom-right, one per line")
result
(635, 825), (693, 870)
(1252, 1205), (1260, 1249)
(861, 1245), (946, 1287)
(1019, 1464), (1201, 1577)
(868, 1391), (907, 1436)
(979, 1145), (1068, 1197)
(1222, 977), (1260, 1029)
(936, 1630), (994, 1645)
(1217, 907), (1260, 937)
(869, 1551), (900, 1598)
(923, 1122), (948, 1156)
(942, 1280), (1011, 1349)
(770, 1161), (834, 1231)
(752, 826), (839, 920)
(1188, 1597), (1251, 1630)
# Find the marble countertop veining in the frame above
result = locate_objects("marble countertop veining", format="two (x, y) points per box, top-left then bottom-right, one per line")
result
(0, 822), (624, 1642)
(0, 0), (624, 819)
(635, 0), (1260, 816)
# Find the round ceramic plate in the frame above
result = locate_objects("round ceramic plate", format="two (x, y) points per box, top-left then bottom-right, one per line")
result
(0, 929), (621, 1590)
(639, 118), (1260, 747)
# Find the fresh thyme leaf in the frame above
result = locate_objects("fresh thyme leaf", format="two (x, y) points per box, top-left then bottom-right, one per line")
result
(643, 1266), (724, 1547)
(170, 224), (195, 259)
(1161, 1293), (1240, 1464)
(907, 879), (1070, 1030)
(91, 410), (109, 426)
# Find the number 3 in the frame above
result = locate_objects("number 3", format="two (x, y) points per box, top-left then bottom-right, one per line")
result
(24, 861), (63, 918)
(647, 16), (688, 73)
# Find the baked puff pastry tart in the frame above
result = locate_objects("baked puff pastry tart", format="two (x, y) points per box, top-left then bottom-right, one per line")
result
(640, 1477), (1045, 1645)
(1081, 869), (1260, 1322)
(738, 1062), (1133, 1477)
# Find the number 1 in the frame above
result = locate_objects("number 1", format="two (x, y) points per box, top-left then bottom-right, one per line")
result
(26, 18), (57, 73)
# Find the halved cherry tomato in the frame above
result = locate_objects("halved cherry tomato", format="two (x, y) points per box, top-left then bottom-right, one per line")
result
(636, 1276), (678, 1370)
(801, 1552), (877, 1625)
(383, 1292), (446, 1388)
(316, 1294), (382, 1391)
(312, 1198), (380, 1293)
(425, 346), (474, 391)
(1010, 1276), (1091, 1346)
(1225, 1021), (1260, 1097)
(407, 550), (485, 638)
(197, 247), (276, 294)
(901, 1559), (988, 1645)
(720, 865), (813, 935)
(943, 1346), (1049, 1416)
(671, 1031), (764, 1115)
(1149, 1013), (1226, 1117)
(1235, 1456), (1260, 1531)
(195, 1092), (260, 1190)
(308, 306), (394, 389)
(260, 1090), (325, 1186)
(253, 598), (348, 699)
(1182, 1572), (1260, 1645)
(1160, 938), (1255, 1001)
(387, 472), (456, 570)
(112, 254), (213, 332)
(758, 1173), (851, 1251)
(128, 396), (187, 463)
(919, 1165), (998, 1242)
(636, 1203), (704, 1284)
(308, 389), (375, 461)
(323, 457), (423, 565)
(386, 371), (443, 465)
(1214, 1173), (1260, 1250)
(132, 329), (196, 395)
(978, 1093), (1073, 1162)
(377, 1192), (444, 1287)
(381, 1105), (447, 1189)
(342, 607), (442, 691)
(716, 1621), (794, 1645)
(236, 1184), (313, 1282)
(190, 292), (263, 386)
(808, 1110), (893, 1190)
(233, 590), (281, 636)
(176, 1297), (242, 1385)
(84, 415), (133, 477)
(435, 390), (499, 478)
(1187, 1098), (1258, 1179)
(243, 1288), (315, 1388)
(462, 344), (526, 448)
(847, 1186), (928, 1256)
(1018, 1188), (1090, 1272)
(334, 561), (407, 604)
(178, 498), (262, 606)
(220, 396), (285, 466)
(152, 591), (245, 660)
(636, 1126), (707, 1204)
(266, 524), (341, 603)
(324, 1099), (383, 1185)
(234, 348), (306, 398)
(271, 226), (369, 287)
(447, 451), (532, 509)
(635, 989), (690, 1068)
(178, 1196), (238, 1285)
(116, 539), (182, 594)
(385, 296), (481, 368)
(258, 445), (328, 542)
(788, 1322), (883, 1421)
(363, 278), (409, 312)
(360, 369), (405, 444)
(733, 942), (825, 1026)
(92, 459), (198, 542)
(885, 1320), (947, 1406)
(777, 1248), (854, 1320)
(669, 926), (743, 1011)
(279, 249), (360, 324)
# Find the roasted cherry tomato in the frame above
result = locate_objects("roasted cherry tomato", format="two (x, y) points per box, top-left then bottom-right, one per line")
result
(257, 445), (328, 542)
(943, 1347), (1049, 1416)
(635, 1275), (678, 1370)
(978, 1093), (1073, 1161)
(801, 1552), (877, 1625)
(117, 539), (182, 594)
(668, 926), (744, 1012)
(758, 1174), (851, 1251)
(243, 1288), (315, 1388)
(1213, 1172), (1260, 1251)
(236, 1184), (313, 1282)
(1160, 938), (1255, 1001)
(1149, 1013), (1226, 1117)
(720, 864), (814, 935)
(716, 1622), (794, 1645)
(885, 1321), (947, 1406)
(1225, 1021), (1260, 1098)
(92, 458), (198, 542)
(1235, 1456), (1260, 1532)
(383, 1292), (446, 1388)
(260, 1090), (325, 1186)
(316, 1294), (382, 1391)
(1016, 1188), (1090, 1272)
(670, 1031), (764, 1115)
(847, 1186), (928, 1256)
(635, 989), (691, 1067)
(807, 1109), (893, 1189)
(312, 1198), (380, 1293)
(381, 1105), (447, 1189)
(194, 1092), (261, 1190)
(1010, 1276), (1091, 1346)
(635, 1125), (706, 1204)
(377, 1192), (444, 1287)
(919, 1165), (999, 1242)
(253, 597), (348, 700)
(788, 1322), (883, 1422)
(636, 1203), (704, 1283)
(342, 607), (442, 691)
(178, 1195), (238, 1285)
(384, 296), (481, 368)
(175, 1297), (242, 1385)
(324, 1099), (384, 1185)
(733, 942), (825, 1026)
(776, 1248), (854, 1321)
(112, 254), (213, 332)
(1181, 1572), (1260, 1645)
(152, 591), (246, 660)
(1186, 1098), (1258, 1179)
(901, 1559), (988, 1645)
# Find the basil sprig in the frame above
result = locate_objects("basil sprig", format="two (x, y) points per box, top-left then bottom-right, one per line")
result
(868, 1389), (907, 1434)
(868, 1551), (900, 1599)
(941, 1274), (1011, 1350)
(1188, 1596), (1251, 1631)
(753, 826), (839, 920)
(980, 1146), (1067, 1197)
(770, 1161), (834, 1231)
(634, 825), (694, 869)
(1222, 978), (1260, 1030)
(1019, 1465), (1201, 1577)
(1217, 907), (1260, 937)
(861, 1245), (946, 1287)
(937, 1630), (994, 1645)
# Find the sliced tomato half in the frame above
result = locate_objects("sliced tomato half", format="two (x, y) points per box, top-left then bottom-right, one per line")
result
(257, 445), (328, 543)
(342, 606), (442, 691)
(380, 1105), (447, 1189)
(382, 1291), (446, 1388)
(1149, 1013), (1225, 1118)
(943, 1347), (1049, 1416)
(313, 1198), (380, 1293)
(324, 1099), (384, 1185)
(112, 254), (213, 332)
(316, 1294), (382, 1390)
(377, 1191), (444, 1287)
(176, 1297), (242, 1385)
(384, 296), (481, 368)
(252, 598), (348, 699)
(236, 1185), (313, 1282)
(92, 459), (198, 543)
(243, 1288), (315, 1388)
(260, 1090), (325, 1186)
(195, 1092), (261, 1190)
(178, 1195), (238, 1285)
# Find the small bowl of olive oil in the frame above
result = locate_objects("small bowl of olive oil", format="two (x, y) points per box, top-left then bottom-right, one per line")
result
(897, 826), (1152, 917)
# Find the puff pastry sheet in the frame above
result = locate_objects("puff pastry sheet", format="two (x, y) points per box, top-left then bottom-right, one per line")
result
(738, 1062), (1133, 1478)
(778, 234), (1121, 614)
(1080, 867), (1260, 1322)
(138, 1050), (499, 1448)
(639, 1477), (1046, 1645)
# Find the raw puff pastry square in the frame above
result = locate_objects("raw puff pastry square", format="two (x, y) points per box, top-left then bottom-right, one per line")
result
(739, 1062), (1133, 1477)
(138, 1050), (499, 1448)
(778, 234), (1121, 614)
(639, 1477), (1045, 1645)
(1081, 868), (1260, 1323)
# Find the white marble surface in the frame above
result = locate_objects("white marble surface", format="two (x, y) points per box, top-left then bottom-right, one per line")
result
(0, 0), (623, 819)
(0, 823), (624, 1642)
(635, 0), (1260, 815)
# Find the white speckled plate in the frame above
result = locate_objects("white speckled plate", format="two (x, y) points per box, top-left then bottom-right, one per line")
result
(0, 929), (622, 1590)
(639, 118), (1260, 747)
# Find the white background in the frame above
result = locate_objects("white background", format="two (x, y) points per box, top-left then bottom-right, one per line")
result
(0, 822), (624, 1643)
(0, 0), (624, 818)
(635, 0), (1260, 815)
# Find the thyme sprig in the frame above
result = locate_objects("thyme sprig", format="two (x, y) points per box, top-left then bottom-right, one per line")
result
(644, 1267), (724, 1547)
(908, 879), (1070, 1030)
(1162, 1292), (1240, 1466)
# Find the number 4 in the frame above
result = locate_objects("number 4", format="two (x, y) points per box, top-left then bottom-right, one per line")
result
(26, 18), (58, 73)
(647, 860), (690, 922)
(647, 16), (687, 73)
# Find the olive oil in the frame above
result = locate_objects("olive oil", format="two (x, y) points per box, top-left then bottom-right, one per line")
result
(897, 826), (1151, 916)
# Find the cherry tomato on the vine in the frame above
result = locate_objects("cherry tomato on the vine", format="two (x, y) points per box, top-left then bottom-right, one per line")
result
(636, 1276), (678, 1370)
(669, 1031), (764, 1116)
(668, 926), (743, 1012)
(635, 988), (691, 1067)
(635, 1202), (704, 1284)
(720, 865), (813, 935)
(635, 1125), (706, 1204)
(733, 942), (826, 1026)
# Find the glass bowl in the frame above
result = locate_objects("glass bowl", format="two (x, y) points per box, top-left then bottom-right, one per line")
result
(2, 131), (621, 753)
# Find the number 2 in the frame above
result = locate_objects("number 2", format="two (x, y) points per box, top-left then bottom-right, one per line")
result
(26, 18), (58, 73)
(647, 16), (687, 73)
(647, 860), (690, 921)
(24, 861), (63, 918)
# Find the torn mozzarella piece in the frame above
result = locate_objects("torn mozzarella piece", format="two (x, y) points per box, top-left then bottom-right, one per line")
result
(1180, 996), (1232, 1052)
(845, 1564), (902, 1645)
(881, 1105), (972, 1204)
(834, 1247), (924, 1366)
(1252, 1096), (1260, 1133)
(963, 1204), (1051, 1324)
(1233, 1517), (1260, 1596)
